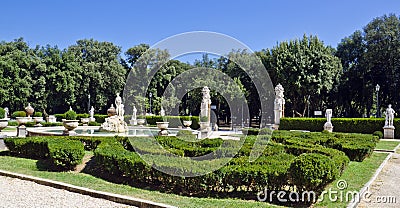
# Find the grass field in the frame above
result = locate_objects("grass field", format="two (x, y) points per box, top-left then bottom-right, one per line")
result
(315, 152), (389, 207)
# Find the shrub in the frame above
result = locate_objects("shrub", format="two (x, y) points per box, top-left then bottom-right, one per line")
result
(88, 121), (101, 126)
(272, 130), (377, 161)
(4, 137), (85, 171)
(280, 117), (390, 136)
(4, 137), (49, 159)
(290, 153), (337, 192)
(77, 113), (90, 119)
(94, 114), (108, 123)
(8, 120), (18, 126)
(0, 107), (5, 119)
(65, 109), (77, 120)
(48, 139), (85, 170)
(12, 111), (27, 118)
(34, 112), (43, 117)
(143, 115), (200, 129)
(200, 116), (208, 122)
(373, 131), (383, 139)
(41, 122), (63, 127)
(54, 114), (65, 121)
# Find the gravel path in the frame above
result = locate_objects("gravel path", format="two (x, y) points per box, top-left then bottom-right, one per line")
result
(357, 153), (400, 208)
(0, 175), (134, 208)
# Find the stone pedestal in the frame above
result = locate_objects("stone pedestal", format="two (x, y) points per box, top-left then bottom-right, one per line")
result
(383, 126), (395, 139)
(17, 125), (27, 138)
(324, 122), (333, 132)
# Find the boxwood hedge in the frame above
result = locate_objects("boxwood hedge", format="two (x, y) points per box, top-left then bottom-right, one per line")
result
(4, 137), (84, 170)
(280, 117), (400, 137)
(3, 130), (377, 205)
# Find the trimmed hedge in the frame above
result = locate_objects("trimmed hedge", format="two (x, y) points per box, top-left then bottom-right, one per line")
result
(144, 115), (200, 129)
(280, 117), (400, 137)
(48, 139), (85, 170)
(4, 137), (84, 170)
(272, 130), (377, 161)
(93, 134), (350, 199)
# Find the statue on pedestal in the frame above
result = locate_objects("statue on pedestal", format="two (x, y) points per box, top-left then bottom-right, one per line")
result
(383, 104), (396, 139)
(384, 104), (395, 127)
(323, 109), (333, 132)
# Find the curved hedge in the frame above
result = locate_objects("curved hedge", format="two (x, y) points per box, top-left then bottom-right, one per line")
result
(4, 137), (84, 170)
(93, 134), (351, 199)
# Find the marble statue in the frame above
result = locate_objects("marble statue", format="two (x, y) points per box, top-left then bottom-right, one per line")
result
(100, 93), (127, 132)
(4, 107), (8, 119)
(384, 104), (395, 127)
(160, 107), (165, 116)
(89, 106), (94, 118)
(324, 109), (333, 132)
(200, 86), (211, 124)
(325, 109), (332, 123)
(274, 84), (285, 125)
(131, 105), (137, 120)
(89, 106), (95, 122)
(115, 93), (123, 117)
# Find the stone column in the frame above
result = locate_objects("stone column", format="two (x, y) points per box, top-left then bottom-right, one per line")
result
(274, 84), (285, 126)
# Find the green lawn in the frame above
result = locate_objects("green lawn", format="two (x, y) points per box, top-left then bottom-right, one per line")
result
(315, 152), (389, 207)
(375, 140), (400, 151)
(0, 152), (280, 208)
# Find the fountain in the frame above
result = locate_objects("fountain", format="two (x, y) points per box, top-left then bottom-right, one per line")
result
(100, 93), (128, 133)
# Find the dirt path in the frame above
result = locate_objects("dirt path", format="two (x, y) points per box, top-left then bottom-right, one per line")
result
(357, 153), (400, 207)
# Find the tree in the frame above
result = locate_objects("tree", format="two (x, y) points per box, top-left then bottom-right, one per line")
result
(335, 14), (400, 117)
(0, 38), (33, 112)
(64, 39), (127, 113)
(334, 31), (367, 117)
(266, 35), (343, 117)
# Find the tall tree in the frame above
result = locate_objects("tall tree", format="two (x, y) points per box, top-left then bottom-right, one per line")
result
(267, 35), (343, 117)
(65, 39), (127, 113)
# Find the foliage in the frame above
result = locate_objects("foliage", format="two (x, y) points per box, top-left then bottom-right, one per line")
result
(272, 130), (377, 161)
(34, 111), (43, 117)
(373, 131), (383, 139)
(64, 109), (77, 120)
(200, 116), (208, 122)
(12, 111), (27, 118)
(92, 133), (353, 202)
(335, 14), (400, 117)
(280, 117), (400, 137)
(4, 137), (84, 170)
(260, 35), (343, 117)
(144, 115), (200, 129)
(0, 107), (5, 119)
(48, 139), (85, 170)
(290, 153), (337, 193)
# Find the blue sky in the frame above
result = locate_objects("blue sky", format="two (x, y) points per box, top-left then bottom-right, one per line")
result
(1, 0), (400, 54)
